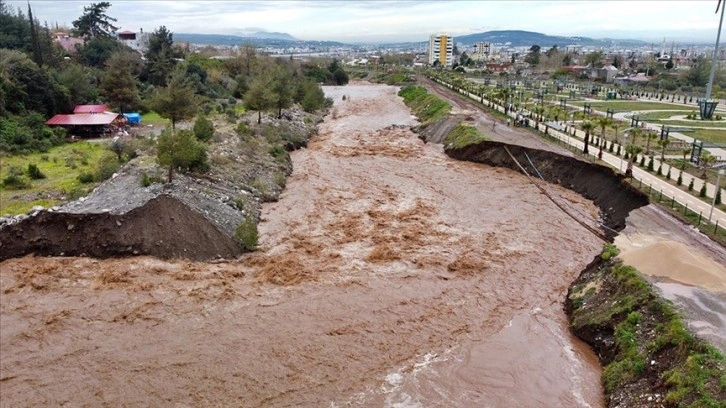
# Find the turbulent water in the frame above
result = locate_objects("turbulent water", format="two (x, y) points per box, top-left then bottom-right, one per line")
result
(0, 82), (605, 407)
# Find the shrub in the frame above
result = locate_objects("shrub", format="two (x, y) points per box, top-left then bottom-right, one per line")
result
(77, 172), (94, 183)
(27, 163), (46, 179)
(235, 215), (258, 251)
(193, 115), (215, 142)
(716, 188), (722, 205)
(2, 166), (30, 189)
(94, 153), (121, 182)
(688, 178), (694, 191)
(699, 183), (707, 198)
(677, 173), (683, 185)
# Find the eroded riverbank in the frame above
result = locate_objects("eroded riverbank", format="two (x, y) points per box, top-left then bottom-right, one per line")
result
(1, 82), (605, 406)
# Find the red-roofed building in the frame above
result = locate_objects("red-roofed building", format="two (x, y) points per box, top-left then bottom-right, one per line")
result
(73, 104), (108, 114)
(45, 112), (126, 138)
(52, 32), (84, 54)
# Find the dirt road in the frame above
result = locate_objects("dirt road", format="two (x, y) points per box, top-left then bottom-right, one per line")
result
(1, 82), (605, 406)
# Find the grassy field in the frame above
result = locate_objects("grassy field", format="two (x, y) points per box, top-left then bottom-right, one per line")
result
(141, 111), (170, 126)
(678, 128), (726, 144)
(0, 142), (109, 215)
(569, 100), (683, 112)
(648, 119), (726, 130)
(626, 111), (693, 120)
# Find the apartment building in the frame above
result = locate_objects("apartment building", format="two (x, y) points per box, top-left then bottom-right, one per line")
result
(428, 34), (454, 66)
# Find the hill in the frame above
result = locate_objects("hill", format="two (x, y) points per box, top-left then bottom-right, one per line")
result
(454, 30), (648, 48)
(174, 33), (346, 48)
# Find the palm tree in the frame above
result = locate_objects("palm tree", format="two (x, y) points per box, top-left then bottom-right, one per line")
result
(681, 147), (691, 171)
(611, 121), (621, 154)
(644, 130), (656, 155)
(701, 153), (717, 180)
(657, 138), (671, 162)
(581, 120), (594, 155)
(596, 117), (613, 159)
(623, 128), (643, 177)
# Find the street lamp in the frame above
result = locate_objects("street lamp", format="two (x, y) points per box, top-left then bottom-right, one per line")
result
(709, 169), (725, 223)
(700, 2), (725, 119)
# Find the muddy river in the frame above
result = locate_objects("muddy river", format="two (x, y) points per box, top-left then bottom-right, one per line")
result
(0, 83), (605, 406)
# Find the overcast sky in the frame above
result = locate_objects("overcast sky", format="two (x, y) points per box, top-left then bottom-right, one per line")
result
(9, 0), (724, 43)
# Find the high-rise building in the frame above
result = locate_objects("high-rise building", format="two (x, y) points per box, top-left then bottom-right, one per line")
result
(428, 34), (454, 66)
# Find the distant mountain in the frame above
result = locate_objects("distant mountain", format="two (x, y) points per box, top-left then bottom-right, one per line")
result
(454, 30), (648, 48)
(174, 33), (346, 48)
(233, 30), (298, 41)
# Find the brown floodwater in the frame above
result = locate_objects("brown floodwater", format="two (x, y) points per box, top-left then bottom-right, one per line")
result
(0, 82), (604, 407)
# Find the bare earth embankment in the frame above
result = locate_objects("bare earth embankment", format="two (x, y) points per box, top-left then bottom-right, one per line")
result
(1, 83), (606, 406)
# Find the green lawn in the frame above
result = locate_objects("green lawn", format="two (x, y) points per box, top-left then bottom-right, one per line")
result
(626, 111), (693, 120)
(0, 142), (109, 215)
(569, 101), (683, 112)
(648, 119), (726, 129)
(141, 111), (170, 126)
(678, 128), (726, 144)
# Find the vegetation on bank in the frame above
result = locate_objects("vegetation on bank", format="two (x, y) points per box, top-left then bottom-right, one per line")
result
(567, 244), (726, 407)
(444, 123), (490, 149)
(397, 85), (451, 126)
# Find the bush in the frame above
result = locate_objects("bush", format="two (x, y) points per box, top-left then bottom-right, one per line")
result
(77, 172), (94, 183)
(94, 153), (121, 182)
(699, 183), (707, 198)
(193, 115), (215, 142)
(677, 173), (683, 185)
(139, 171), (163, 187)
(235, 215), (258, 251)
(688, 178), (694, 191)
(716, 188), (722, 205)
(2, 166), (31, 189)
(27, 163), (46, 179)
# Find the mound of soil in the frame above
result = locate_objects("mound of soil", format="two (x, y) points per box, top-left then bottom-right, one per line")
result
(446, 141), (649, 237)
(0, 194), (242, 261)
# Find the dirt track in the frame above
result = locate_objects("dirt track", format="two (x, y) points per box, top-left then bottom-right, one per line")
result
(0, 83), (606, 406)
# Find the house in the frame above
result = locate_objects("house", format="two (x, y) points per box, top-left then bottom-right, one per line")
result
(52, 32), (84, 54)
(116, 29), (150, 53)
(46, 112), (126, 138)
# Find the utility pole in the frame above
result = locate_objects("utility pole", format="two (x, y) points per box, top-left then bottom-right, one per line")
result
(701, 1), (726, 118)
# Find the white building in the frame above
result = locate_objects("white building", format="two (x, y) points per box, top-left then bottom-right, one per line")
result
(428, 34), (454, 66)
(471, 41), (492, 61)
(116, 29), (150, 53)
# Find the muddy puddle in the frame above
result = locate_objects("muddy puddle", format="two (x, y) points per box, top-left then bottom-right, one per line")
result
(0, 82), (605, 406)
(615, 205), (726, 353)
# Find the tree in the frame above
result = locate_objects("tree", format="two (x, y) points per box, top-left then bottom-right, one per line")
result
(271, 65), (293, 119)
(100, 51), (141, 113)
(657, 138), (670, 162)
(148, 68), (199, 131)
(156, 127), (208, 183)
(192, 114), (214, 142)
(545, 45), (558, 58)
(625, 128), (643, 178)
(562, 53), (573, 66)
(27, 4), (42, 66)
(580, 120), (594, 155)
(144, 25), (175, 86)
(55, 62), (99, 105)
(700, 153), (717, 180)
(584, 51), (604, 68)
(72, 2), (118, 39)
(596, 117), (612, 160)
(77, 36), (125, 68)
(681, 147), (691, 170)
(644, 130), (656, 155)
(244, 73), (275, 124)
(524, 44), (541, 66)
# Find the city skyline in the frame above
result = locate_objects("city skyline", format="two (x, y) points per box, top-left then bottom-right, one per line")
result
(7, 0), (723, 43)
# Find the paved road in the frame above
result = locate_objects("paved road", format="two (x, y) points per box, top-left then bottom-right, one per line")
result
(431, 78), (726, 228)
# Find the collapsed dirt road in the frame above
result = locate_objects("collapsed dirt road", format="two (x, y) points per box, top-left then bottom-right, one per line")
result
(1, 83), (605, 406)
